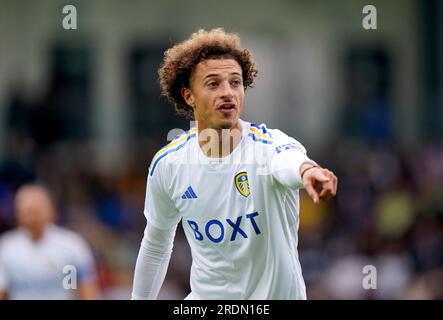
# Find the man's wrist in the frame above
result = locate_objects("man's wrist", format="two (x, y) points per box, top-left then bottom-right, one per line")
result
(300, 162), (320, 180)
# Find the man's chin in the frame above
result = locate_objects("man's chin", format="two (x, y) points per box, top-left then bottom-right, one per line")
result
(219, 123), (233, 130)
(217, 119), (239, 130)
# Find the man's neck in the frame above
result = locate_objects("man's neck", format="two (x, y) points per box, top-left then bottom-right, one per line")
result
(22, 227), (46, 243)
(197, 122), (243, 158)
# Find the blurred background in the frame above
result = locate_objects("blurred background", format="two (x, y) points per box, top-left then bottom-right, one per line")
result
(0, 0), (442, 299)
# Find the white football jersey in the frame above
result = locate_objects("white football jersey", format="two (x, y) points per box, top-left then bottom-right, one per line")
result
(145, 120), (312, 299)
(0, 224), (97, 300)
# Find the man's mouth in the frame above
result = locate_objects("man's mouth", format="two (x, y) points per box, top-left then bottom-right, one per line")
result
(218, 102), (236, 112)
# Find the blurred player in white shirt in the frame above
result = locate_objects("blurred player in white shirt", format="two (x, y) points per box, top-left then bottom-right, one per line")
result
(0, 184), (101, 300)
(131, 28), (338, 300)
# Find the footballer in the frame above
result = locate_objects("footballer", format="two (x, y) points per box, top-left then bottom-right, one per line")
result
(131, 28), (338, 300)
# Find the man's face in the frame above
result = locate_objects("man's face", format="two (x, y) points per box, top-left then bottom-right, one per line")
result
(182, 58), (244, 130)
(15, 187), (55, 236)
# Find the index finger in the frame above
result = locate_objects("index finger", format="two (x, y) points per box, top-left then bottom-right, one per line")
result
(304, 181), (320, 204)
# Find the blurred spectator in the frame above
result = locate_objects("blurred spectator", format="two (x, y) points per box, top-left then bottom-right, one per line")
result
(0, 184), (101, 299)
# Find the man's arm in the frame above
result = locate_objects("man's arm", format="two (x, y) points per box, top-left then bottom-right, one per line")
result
(77, 280), (101, 300)
(270, 138), (338, 203)
(0, 241), (8, 300)
(131, 222), (177, 300)
(132, 157), (181, 299)
(70, 235), (102, 300)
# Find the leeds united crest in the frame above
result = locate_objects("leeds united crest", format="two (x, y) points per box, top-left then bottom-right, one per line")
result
(235, 172), (250, 197)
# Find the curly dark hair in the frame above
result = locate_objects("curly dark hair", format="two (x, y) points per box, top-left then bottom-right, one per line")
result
(158, 28), (258, 118)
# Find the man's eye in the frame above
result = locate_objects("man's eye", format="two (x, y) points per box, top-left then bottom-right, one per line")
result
(207, 82), (217, 87)
(231, 80), (242, 87)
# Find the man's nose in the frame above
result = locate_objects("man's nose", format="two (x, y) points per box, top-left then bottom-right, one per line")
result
(219, 81), (234, 99)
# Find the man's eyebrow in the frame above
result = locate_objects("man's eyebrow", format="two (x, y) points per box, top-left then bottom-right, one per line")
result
(203, 72), (242, 80)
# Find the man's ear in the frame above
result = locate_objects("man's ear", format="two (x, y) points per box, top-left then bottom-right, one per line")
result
(181, 87), (195, 108)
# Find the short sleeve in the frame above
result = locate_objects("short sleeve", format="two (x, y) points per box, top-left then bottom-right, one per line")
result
(144, 162), (181, 230)
(269, 130), (317, 189)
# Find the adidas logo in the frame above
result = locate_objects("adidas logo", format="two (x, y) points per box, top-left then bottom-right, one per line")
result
(181, 186), (198, 199)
